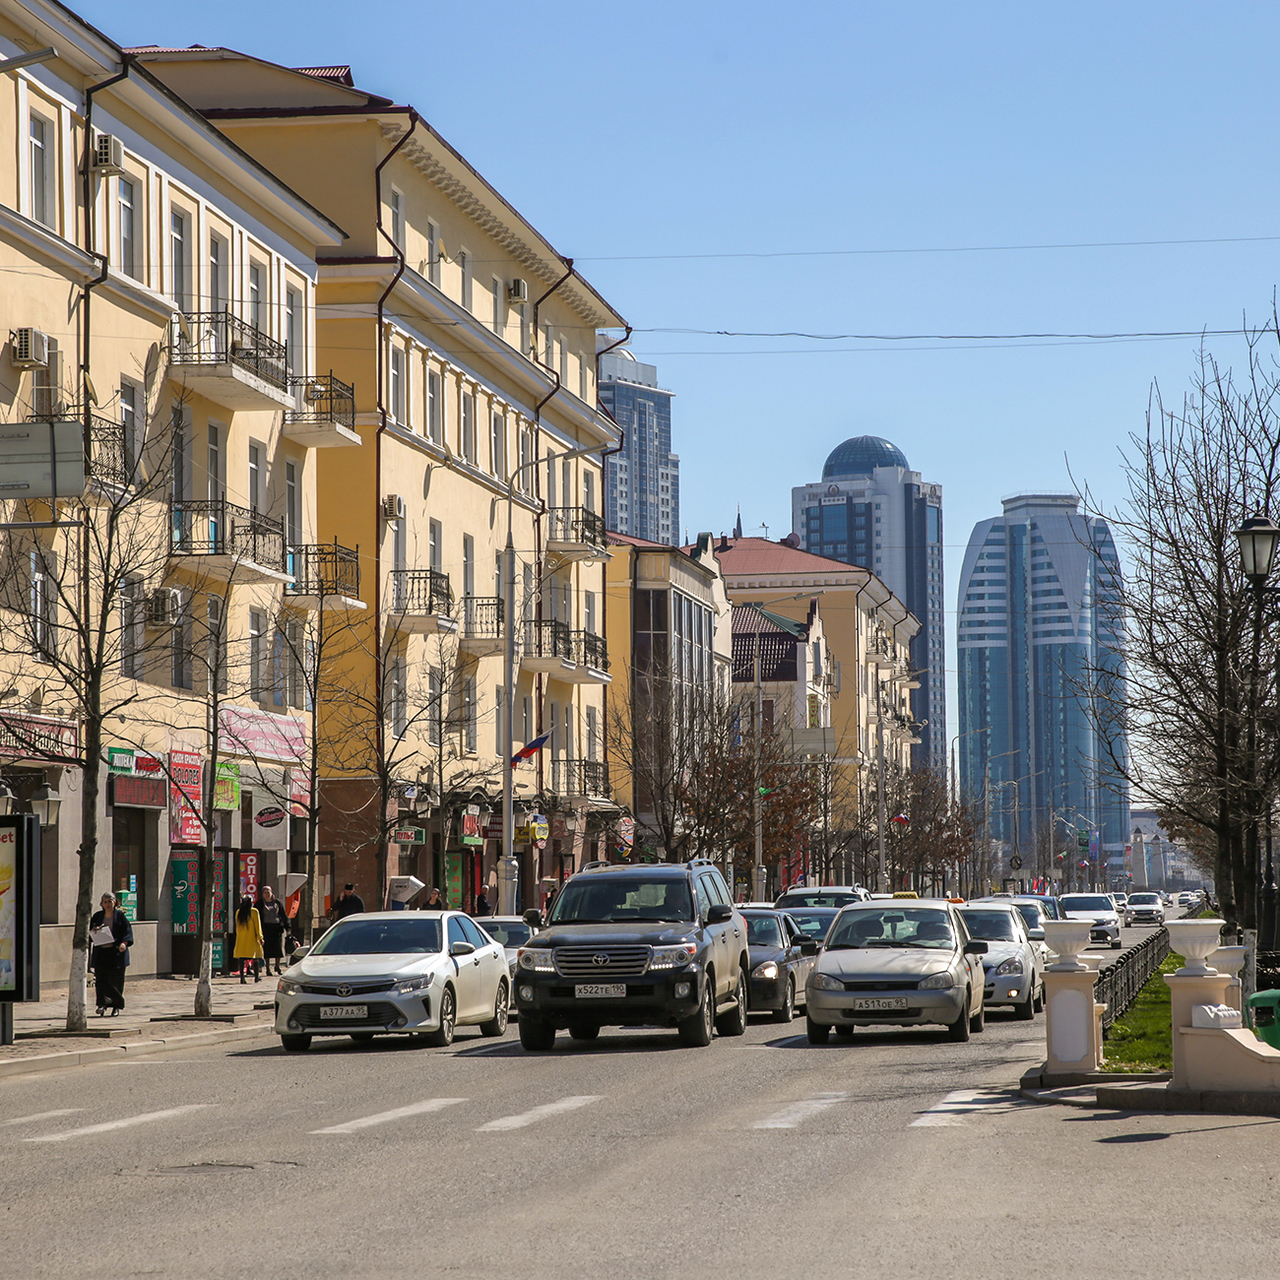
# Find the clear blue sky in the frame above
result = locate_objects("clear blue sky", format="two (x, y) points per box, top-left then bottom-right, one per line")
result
(84, 0), (1280, 732)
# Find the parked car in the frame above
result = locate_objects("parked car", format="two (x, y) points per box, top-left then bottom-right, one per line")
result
(1111, 893), (1134, 926)
(740, 909), (818, 1022)
(783, 906), (842, 944)
(479, 915), (538, 986)
(1125, 892), (1165, 926)
(274, 910), (509, 1052)
(970, 896), (1051, 969)
(1059, 893), (1123, 949)
(1018, 893), (1062, 920)
(513, 858), (750, 1050)
(958, 904), (1043, 1019)
(774, 886), (870, 910)
(804, 900), (987, 1043)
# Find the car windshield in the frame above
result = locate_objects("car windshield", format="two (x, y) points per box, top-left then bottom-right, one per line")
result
(959, 909), (1018, 941)
(1129, 895), (1159, 906)
(1037, 898), (1062, 919)
(745, 916), (784, 948)
(482, 921), (531, 947)
(787, 909), (839, 940)
(548, 878), (694, 924)
(1010, 902), (1043, 931)
(1061, 895), (1115, 913)
(775, 890), (858, 908)
(825, 909), (955, 950)
(311, 918), (442, 955)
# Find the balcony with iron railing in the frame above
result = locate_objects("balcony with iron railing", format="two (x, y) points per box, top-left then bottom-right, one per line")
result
(169, 310), (292, 410)
(283, 372), (360, 448)
(569, 629), (610, 680)
(522, 618), (575, 673)
(549, 757), (611, 801)
(459, 597), (504, 656)
(286, 541), (363, 610)
(170, 498), (290, 583)
(545, 506), (607, 558)
(25, 409), (130, 490)
(389, 568), (455, 634)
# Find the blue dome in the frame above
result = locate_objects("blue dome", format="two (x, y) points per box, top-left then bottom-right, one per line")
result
(822, 435), (909, 478)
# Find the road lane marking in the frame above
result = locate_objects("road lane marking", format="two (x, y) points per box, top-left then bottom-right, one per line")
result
(754, 1093), (848, 1129)
(312, 1098), (467, 1135)
(477, 1096), (603, 1132)
(25, 1104), (212, 1143)
(2, 1109), (84, 1128)
(910, 1088), (1027, 1127)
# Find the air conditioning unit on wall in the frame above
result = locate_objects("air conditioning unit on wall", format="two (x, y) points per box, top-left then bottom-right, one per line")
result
(507, 278), (528, 305)
(382, 494), (406, 522)
(10, 328), (50, 368)
(92, 134), (126, 176)
(146, 587), (181, 628)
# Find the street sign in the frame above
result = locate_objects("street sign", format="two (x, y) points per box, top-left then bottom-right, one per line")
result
(1010, 855), (1023, 871)
(391, 827), (425, 845)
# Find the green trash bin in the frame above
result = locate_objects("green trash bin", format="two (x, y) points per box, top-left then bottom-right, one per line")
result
(1247, 989), (1280, 1048)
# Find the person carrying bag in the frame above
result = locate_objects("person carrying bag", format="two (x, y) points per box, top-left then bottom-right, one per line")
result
(89, 893), (133, 1016)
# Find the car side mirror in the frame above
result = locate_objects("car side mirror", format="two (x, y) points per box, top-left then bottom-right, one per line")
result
(963, 940), (988, 956)
(799, 939), (818, 956)
(523, 908), (544, 928)
(706, 903), (734, 925)
(291, 946), (310, 961)
(450, 941), (476, 957)
(1028, 927), (1045, 941)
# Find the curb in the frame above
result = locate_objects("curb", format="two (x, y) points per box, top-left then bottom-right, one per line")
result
(0, 1019), (276, 1079)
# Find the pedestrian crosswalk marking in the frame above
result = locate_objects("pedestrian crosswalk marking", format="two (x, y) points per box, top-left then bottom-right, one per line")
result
(2, 1109), (84, 1127)
(25, 1104), (212, 1143)
(910, 1088), (1027, 1127)
(312, 1098), (467, 1135)
(478, 1096), (603, 1132)
(754, 1093), (848, 1129)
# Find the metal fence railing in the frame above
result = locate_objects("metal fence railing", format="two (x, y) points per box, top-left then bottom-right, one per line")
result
(1097, 926), (1171, 1034)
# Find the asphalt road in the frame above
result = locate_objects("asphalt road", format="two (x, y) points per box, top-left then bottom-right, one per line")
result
(2, 982), (1274, 1280)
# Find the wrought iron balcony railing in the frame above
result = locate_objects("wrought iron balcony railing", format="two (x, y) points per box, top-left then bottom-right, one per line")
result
(546, 505), (607, 547)
(525, 618), (574, 661)
(572, 629), (609, 671)
(461, 596), (504, 639)
(390, 567), (452, 617)
(170, 498), (287, 572)
(26, 409), (129, 489)
(287, 541), (360, 600)
(170, 310), (288, 392)
(550, 757), (611, 799)
(285, 371), (356, 431)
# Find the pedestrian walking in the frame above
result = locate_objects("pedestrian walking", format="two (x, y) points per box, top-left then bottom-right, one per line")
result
(233, 894), (264, 983)
(256, 885), (289, 976)
(332, 883), (364, 920)
(424, 887), (444, 909)
(89, 892), (133, 1016)
(474, 886), (492, 917)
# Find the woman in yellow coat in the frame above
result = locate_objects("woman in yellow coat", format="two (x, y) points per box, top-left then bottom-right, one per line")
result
(233, 894), (264, 983)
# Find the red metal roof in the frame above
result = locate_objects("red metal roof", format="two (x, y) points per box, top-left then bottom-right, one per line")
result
(692, 536), (866, 577)
(293, 66), (355, 85)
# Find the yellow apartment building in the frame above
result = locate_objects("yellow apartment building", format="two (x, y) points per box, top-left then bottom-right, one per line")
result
(0, 0), (349, 980)
(133, 46), (626, 912)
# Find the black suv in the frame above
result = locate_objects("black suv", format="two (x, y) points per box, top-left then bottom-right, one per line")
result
(514, 859), (750, 1050)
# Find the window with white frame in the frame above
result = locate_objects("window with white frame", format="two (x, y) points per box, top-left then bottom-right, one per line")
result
(583, 469), (595, 514)
(519, 304), (530, 357)
(285, 287), (301, 374)
(120, 380), (141, 481)
(390, 652), (407, 738)
(170, 208), (191, 310)
(29, 548), (56, 660)
(249, 609), (265, 699)
(119, 576), (144, 679)
(429, 519), (442, 572)
(207, 422), (224, 502)
(462, 533), (475, 598)
(28, 112), (54, 229)
(285, 461), (300, 547)
(586, 705), (598, 761)
(459, 249), (472, 311)
(428, 668), (442, 745)
(491, 277), (504, 335)
(461, 390), (476, 463)
(426, 368), (442, 443)
(248, 261), (264, 330)
(585, 590), (597, 636)
(117, 177), (137, 278)
(390, 346), (405, 423)
(518, 426), (533, 492)
(171, 600), (192, 690)
(490, 409), (506, 479)
(390, 188), (404, 250)
(209, 233), (228, 312)
(463, 676), (477, 753)
(207, 595), (227, 695)
(426, 219), (440, 285)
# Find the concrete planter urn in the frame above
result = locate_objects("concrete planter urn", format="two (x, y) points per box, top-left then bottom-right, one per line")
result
(1043, 920), (1092, 970)
(1166, 919), (1226, 974)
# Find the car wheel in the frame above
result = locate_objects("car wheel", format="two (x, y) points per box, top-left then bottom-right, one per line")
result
(678, 978), (715, 1047)
(518, 1016), (556, 1051)
(280, 1034), (311, 1053)
(970, 998), (985, 1033)
(806, 1014), (829, 1044)
(349, 1032), (376, 1043)
(833, 1024), (854, 1038)
(715, 969), (748, 1037)
(425, 985), (455, 1047)
(480, 981), (509, 1037)
(1111, 936), (1123, 950)
(1032, 982), (1045, 1014)
(1014, 985), (1035, 1020)
(948, 995), (971, 1042)
(568, 1023), (600, 1041)
(771, 978), (795, 1024)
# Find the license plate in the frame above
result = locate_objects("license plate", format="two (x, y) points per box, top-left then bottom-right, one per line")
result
(574, 983), (626, 999)
(319, 1004), (368, 1020)
(851, 996), (908, 1011)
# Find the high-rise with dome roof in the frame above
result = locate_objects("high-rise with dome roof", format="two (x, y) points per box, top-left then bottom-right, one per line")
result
(791, 437), (945, 769)
(599, 343), (679, 544)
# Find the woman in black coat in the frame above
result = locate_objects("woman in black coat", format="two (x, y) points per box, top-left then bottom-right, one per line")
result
(89, 892), (134, 1016)
(256, 886), (290, 977)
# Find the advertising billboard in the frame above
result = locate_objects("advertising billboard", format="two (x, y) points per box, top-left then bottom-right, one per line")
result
(0, 815), (41, 1002)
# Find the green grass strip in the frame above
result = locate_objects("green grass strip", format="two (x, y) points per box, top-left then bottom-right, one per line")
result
(1101, 952), (1181, 1073)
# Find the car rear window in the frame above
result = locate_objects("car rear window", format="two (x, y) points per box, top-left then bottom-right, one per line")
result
(745, 916), (784, 948)
(312, 918), (442, 955)
(775, 891), (859, 908)
(482, 921), (532, 947)
(959, 909), (1018, 942)
(1061, 895), (1115, 912)
(786, 909), (839, 940)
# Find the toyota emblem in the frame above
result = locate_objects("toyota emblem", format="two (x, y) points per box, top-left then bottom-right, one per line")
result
(336, 984), (352, 997)
(592, 954), (610, 967)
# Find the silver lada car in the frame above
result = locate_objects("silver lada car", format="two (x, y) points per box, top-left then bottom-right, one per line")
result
(804, 900), (987, 1043)
(274, 910), (508, 1052)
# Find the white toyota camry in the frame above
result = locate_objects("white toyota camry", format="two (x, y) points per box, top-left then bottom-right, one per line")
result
(274, 910), (509, 1052)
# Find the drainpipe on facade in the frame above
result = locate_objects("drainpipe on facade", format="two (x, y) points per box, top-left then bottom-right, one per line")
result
(371, 108), (420, 905)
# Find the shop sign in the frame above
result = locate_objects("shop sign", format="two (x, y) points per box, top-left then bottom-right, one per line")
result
(483, 819), (503, 840)
(213, 761), (241, 811)
(516, 814), (549, 842)
(289, 769), (311, 818)
(460, 811), (483, 846)
(237, 851), (260, 901)
(252, 792), (289, 850)
(551, 815), (567, 840)
(446, 851), (463, 908)
(110, 774), (166, 809)
(391, 827), (425, 846)
(108, 747), (163, 778)
(218, 706), (307, 765)
(168, 751), (203, 845)
(0, 815), (40, 1000)
(618, 816), (635, 847)
(0, 714), (78, 764)
(170, 850), (228, 935)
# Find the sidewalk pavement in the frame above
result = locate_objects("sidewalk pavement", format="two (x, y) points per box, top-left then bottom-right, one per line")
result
(0, 973), (280, 1079)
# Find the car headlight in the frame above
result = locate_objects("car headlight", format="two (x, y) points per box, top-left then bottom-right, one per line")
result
(650, 943), (698, 970)
(518, 947), (556, 972)
(276, 979), (300, 996)
(753, 961), (779, 980)
(918, 971), (954, 990)
(395, 975), (432, 994)
(993, 957), (1024, 977)
(810, 972), (844, 991)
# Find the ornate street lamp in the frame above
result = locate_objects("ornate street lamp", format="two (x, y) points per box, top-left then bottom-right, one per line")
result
(28, 784), (61, 827)
(1236, 514), (1280, 585)
(0, 781), (13, 817)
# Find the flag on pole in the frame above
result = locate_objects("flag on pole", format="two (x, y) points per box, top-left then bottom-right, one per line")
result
(510, 733), (549, 768)
(890, 813), (910, 826)
(758, 786), (777, 798)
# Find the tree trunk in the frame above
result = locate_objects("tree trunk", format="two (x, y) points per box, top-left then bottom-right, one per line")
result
(65, 718), (103, 1032)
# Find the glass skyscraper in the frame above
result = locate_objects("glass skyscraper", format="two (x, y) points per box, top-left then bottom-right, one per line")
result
(791, 436), (946, 770)
(957, 493), (1130, 867)
(599, 345), (679, 545)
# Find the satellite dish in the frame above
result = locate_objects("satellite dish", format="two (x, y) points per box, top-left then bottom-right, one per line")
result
(782, 532), (802, 548)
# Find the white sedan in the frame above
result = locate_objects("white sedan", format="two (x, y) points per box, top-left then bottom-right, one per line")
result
(274, 910), (509, 1052)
